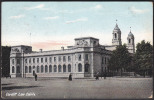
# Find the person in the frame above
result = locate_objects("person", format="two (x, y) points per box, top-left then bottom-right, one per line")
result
(95, 72), (99, 80)
(68, 73), (72, 81)
(35, 73), (37, 81)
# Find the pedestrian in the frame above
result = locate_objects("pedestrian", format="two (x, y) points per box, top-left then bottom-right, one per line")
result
(35, 73), (37, 81)
(95, 72), (99, 80)
(68, 73), (72, 81)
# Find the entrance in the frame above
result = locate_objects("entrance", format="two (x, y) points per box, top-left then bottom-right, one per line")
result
(16, 66), (21, 77)
(84, 64), (90, 77)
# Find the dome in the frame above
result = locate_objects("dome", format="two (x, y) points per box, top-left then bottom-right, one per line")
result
(128, 31), (134, 37)
(114, 24), (121, 31)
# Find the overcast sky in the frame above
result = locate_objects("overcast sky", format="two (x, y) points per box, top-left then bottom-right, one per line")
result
(2, 2), (153, 51)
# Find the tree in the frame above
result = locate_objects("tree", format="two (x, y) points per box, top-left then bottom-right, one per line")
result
(134, 40), (153, 77)
(108, 44), (132, 76)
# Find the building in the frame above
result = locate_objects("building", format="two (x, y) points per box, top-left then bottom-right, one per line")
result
(10, 23), (135, 78)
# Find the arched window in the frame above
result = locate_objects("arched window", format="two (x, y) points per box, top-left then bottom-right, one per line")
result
(49, 65), (52, 72)
(16, 66), (20, 73)
(41, 65), (44, 73)
(29, 66), (31, 73)
(45, 65), (48, 73)
(115, 33), (117, 39)
(85, 64), (89, 72)
(54, 65), (57, 72)
(37, 66), (39, 73)
(129, 39), (131, 43)
(78, 63), (82, 72)
(58, 65), (62, 72)
(33, 66), (35, 69)
(63, 65), (66, 72)
(25, 66), (28, 73)
(12, 66), (15, 73)
(68, 64), (71, 72)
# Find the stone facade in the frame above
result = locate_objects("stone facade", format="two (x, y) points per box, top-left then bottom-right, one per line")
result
(10, 37), (112, 78)
(10, 23), (135, 78)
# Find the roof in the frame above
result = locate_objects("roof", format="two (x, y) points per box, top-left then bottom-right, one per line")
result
(74, 37), (99, 40)
(128, 31), (134, 37)
(11, 45), (32, 48)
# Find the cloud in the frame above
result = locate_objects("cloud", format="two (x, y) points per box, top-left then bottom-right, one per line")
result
(91, 4), (103, 10)
(9, 14), (25, 19)
(58, 10), (73, 14)
(24, 4), (45, 10)
(129, 6), (149, 14)
(44, 16), (59, 20)
(32, 40), (70, 50)
(65, 18), (88, 24)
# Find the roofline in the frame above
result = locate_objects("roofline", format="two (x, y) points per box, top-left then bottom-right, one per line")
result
(11, 45), (32, 47)
(74, 37), (99, 40)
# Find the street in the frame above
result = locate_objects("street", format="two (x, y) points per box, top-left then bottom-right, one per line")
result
(1, 77), (153, 99)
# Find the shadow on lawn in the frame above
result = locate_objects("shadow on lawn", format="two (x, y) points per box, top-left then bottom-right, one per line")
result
(2, 86), (41, 90)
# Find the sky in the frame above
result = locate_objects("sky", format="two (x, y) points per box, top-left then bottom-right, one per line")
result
(2, 2), (153, 51)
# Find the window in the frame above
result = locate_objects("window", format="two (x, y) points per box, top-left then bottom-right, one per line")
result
(25, 59), (27, 63)
(58, 65), (62, 72)
(85, 64), (89, 72)
(85, 54), (88, 61)
(93, 41), (96, 45)
(17, 59), (20, 64)
(12, 66), (15, 73)
(68, 56), (71, 62)
(45, 57), (47, 63)
(78, 63), (82, 72)
(25, 66), (28, 73)
(129, 39), (131, 43)
(33, 58), (35, 63)
(33, 66), (35, 69)
(37, 66), (39, 73)
(68, 64), (71, 72)
(49, 57), (52, 63)
(115, 33), (117, 39)
(54, 57), (56, 62)
(63, 65), (66, 72)
(41, 58), (43, 63)
(29, 66), (31, 73)
(54, 65), (57, 72)
(12, 59), (14, 64)
(17, 66), (20, 73)
(58, 56), (61, 62)
(37, 58), (39, 63)
(78, 54), (81, 61)
(102, 57), (104, 64)
(29, 58), (31, 63)
(63, 56), (66, 62)
(41, 65), (44, 73)
(45, 65), (48, 73)
(49, 65), (52, 72)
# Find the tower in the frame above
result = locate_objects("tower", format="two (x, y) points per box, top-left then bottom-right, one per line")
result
(127, 27), (135, 53)
(112, 20), (122, 46)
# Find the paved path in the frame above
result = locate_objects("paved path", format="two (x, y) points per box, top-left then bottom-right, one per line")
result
(1, 77), (153, 99)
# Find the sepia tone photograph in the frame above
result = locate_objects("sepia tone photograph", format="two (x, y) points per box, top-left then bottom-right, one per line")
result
(1, 1), (153, 99)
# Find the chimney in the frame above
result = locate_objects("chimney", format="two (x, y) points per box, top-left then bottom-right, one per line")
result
(61, 47), (64, 50)
(39, 49), (43, 52)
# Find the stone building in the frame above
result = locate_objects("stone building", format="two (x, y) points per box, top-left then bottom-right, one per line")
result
(9, 23), (135, 78)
